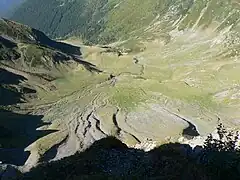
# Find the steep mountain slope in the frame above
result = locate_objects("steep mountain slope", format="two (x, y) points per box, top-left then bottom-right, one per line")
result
(2, 0), (240, 172)
(11, 0), (240, 45)
(11, 0), (110, 44)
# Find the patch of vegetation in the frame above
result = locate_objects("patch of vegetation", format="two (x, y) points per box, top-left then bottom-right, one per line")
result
(0, 18), (34, 42)
(23, 45), (49, 67)
(110, 86), (147, 110)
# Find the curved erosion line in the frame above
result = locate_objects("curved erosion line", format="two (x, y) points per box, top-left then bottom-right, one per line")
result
(112, 108), (121, 135)
(92, 114), (107, 136)
(162, 107), (200, 138)
(122, 112), (146, 141)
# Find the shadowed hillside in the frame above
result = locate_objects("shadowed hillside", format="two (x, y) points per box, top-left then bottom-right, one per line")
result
(0, 18), (101, 107)
(0, 18), (81, 56)
(0, 68), (31, 105)
(0, 18), (102, 76)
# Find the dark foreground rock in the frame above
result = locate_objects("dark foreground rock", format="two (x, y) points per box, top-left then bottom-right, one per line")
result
(17, 136), (240, 180)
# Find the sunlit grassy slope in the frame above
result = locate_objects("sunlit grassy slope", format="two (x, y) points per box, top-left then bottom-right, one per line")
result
(4, 0), (240, 166)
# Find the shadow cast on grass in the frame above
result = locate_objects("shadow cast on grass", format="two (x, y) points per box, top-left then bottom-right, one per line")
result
(0, 110), (57, 165)
(1, 20), (102, 74)
(0, 68), (37, 106)
(31, 29), (102, 73)
(31, 28), (81, 56)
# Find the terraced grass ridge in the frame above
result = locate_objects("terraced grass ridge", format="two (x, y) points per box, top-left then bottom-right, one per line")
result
(0, 0), (239, 171)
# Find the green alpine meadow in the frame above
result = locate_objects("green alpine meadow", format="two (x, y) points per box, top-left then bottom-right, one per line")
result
(0, 0), (240, 179)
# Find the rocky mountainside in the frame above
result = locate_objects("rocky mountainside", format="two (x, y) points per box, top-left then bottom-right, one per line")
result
(0, 0), (240, 176)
